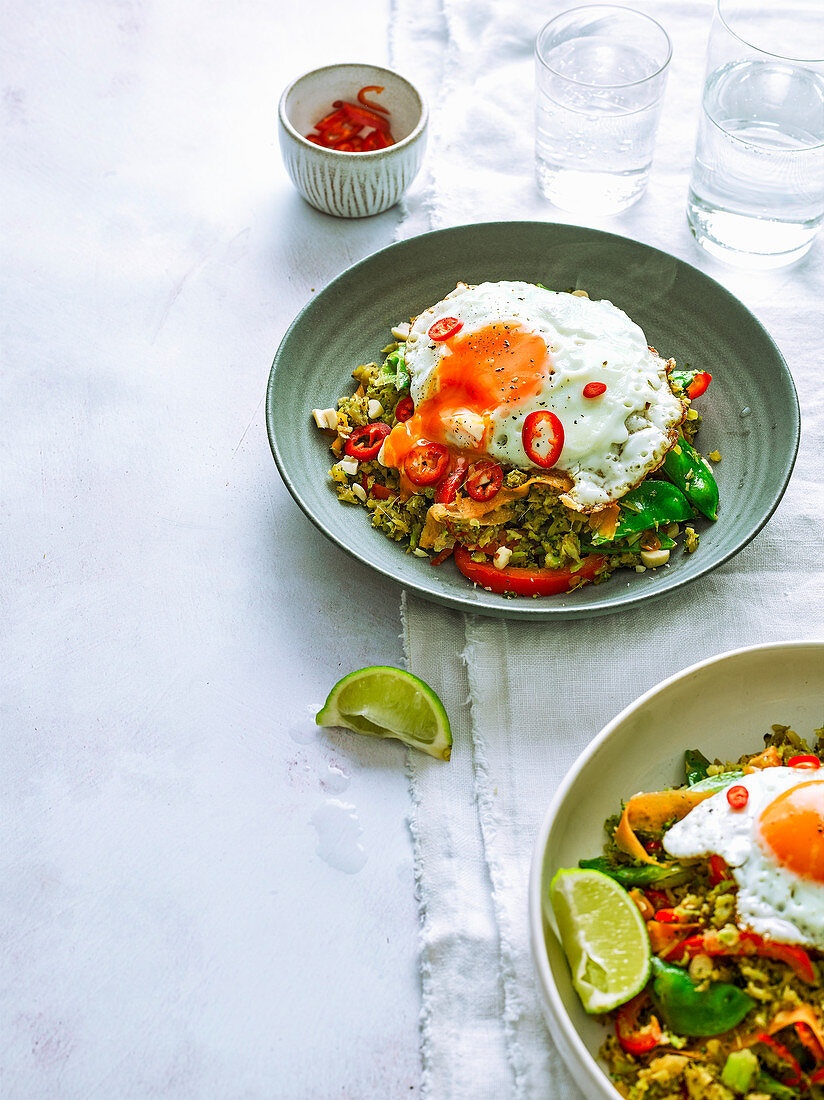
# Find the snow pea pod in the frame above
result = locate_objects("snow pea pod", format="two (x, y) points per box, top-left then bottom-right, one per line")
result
(609, 481), (692, 541)
(649, 957), (754, 1037)
(663, 435), (719, 521)
(577, 856), (690, 888)
(685, 748), (710, 785)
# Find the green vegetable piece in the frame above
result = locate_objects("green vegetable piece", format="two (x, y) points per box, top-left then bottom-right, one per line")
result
(649, 957), (754, 1037)
(378, 345), (410, 391)
(685, 748), (710, 785)
(662, 435), (719, 521)
(669, 368), (699, 394)
(577, 857), (689, 888)
(591, 481), (692, 544)
(587, 534), (676, 556)
(689, 770), (744, 794)
(721, 1049), (759, 1093)
(755, 1072), (798, 1099)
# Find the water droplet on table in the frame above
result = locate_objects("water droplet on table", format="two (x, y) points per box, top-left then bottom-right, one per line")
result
(311, 800), (367, 874)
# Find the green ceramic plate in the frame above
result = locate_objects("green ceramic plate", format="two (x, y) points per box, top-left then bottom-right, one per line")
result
(266, 222), (799, 620)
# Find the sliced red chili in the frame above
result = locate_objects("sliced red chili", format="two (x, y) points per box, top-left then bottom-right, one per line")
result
(727, 784), (749, 809)
(583, 381), (607, 398)
(344, 422), (391, 460)
(361, 129), (390, 150)
(615, 992), (663, 1056)
(339, 102), (391, 134)
(395, 396), (414, 422)
(306, 95), (396, 150)
(708, 854), (730, 885)
(357, 85), (390, 114)
(644, 889), (671, 912)
(677, 929), (817, 985)
(404, 442), (450, 486)
(314, 107), (349, 133)
(434, 459), (468, 505)
(453, 547), (605, 597)
(686, 371), (712, 400)
(428, 316), (463, 342)
(522, 410), (564, 469)
(465, 461), (503, 502)
(788, 754), (822, 769)
(430, 546), (454, 567)
(756, 1034), (802, 1086)
(794, 1022), (824, 1064)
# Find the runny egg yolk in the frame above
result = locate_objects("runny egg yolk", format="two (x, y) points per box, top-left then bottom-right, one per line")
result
(382, 323), (554, 469)
(758, 780), (824, 882)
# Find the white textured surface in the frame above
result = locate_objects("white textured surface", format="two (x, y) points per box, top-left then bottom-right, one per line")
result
(2, 1), (423, 1096)
(396, 0), (824, 1097)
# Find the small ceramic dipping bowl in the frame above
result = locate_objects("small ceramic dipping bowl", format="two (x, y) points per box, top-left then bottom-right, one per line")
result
(278, 63), (428, 218)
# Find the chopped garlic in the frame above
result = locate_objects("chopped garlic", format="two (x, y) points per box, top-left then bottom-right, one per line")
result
(312, 408), (337, 430)
(367, 399), (383, 419)
(391, 321), (411, 340)
(640, 547), (670, 569)
(339, 456), (358, 477)
(351, 483), (366, 502)
(493, 546), (512, 570)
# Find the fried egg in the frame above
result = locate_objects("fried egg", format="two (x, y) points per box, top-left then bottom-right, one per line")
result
(381, 281), (684, 511)
(663, 768), (824, 948)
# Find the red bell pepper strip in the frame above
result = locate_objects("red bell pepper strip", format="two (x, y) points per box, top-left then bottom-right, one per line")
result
(454, 547), (605, 597)
(686, 371), (712, 400)
(522, 410), (564, 469)
(434, 459), (468, 505)
(676, 930), (817, 985)
(465, 461), (503, 502)
(404, 442), (450, 486)
(615, 992), (663, 1056)
(345, 422), (391, 460)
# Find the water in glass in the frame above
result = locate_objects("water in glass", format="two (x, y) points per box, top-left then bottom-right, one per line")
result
(687, 59), (824, 267)
(536, 36), (666, 215)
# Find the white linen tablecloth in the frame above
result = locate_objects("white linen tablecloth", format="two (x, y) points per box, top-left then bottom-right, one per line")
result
(391, 0), (824, 1095)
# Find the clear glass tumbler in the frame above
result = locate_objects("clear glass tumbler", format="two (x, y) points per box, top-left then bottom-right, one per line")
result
(534, 5), (672, 216)
(687, 0), (824, 269)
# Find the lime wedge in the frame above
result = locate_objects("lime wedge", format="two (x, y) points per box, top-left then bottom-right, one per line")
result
(315, 666), (452, 761)
(548, 867), (650, 1013)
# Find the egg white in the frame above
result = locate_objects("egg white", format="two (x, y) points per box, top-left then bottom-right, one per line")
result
(404, 281), (685, 511)
(664, 768), (824, 948)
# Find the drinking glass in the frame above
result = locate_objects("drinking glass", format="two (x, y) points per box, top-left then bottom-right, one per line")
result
(687, 0), (824, 269)
(534, 6), (672, 215)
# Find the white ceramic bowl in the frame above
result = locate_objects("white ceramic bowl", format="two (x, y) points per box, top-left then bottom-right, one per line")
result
(528, 640), (824, 1098)
(278, 63), (427, 218)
